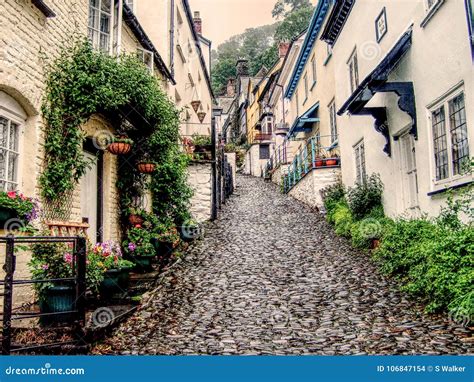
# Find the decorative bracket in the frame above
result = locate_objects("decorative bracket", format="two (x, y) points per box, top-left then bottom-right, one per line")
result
(359, 107), (391, 156)
(370, 81), (417, 140)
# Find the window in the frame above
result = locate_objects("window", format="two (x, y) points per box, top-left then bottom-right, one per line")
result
(88, 0), (113, 53)
(310, 55), (317, 86)
(348, 48), (359, 94)
(0, 116), (20, 191)
(329, 99), (338, 144)
(375, 7), (387, 42)
(259, 144), (270, 160)
(354, 140), (366, 184)
(137, 48), (153, 72)
(431, 91), (469, 181)
(295, 90), (299, 116)
(303, 73), (308, 102)
(265, 116), (273, 134)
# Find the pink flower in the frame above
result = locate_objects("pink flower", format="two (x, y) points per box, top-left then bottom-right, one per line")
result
(41, 264), (49, 270)
(128, 242), (137, 252)
(63, 253), (73, 264)
(7, 191), (16, 199)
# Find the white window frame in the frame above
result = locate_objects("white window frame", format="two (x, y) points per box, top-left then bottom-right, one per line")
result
(328, 99), (338, 145)
(421, 0), (446, 27)
(137, 47), (154, 72)
(347, 47), (359, 94)
(354, 139), (366, 184)
(310, 55), (317, 88)
(88, 0), (115, 54)
(0, 93), (26, 192)
(428, 86), (471, 189)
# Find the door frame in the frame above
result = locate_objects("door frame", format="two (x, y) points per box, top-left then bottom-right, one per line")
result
(83, 138), (104, 243)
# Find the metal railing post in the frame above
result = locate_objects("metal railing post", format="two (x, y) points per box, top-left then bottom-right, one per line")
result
(2, 235), (15, 355)
(75, 236), (87, 325)
(311, 137), (316, 169)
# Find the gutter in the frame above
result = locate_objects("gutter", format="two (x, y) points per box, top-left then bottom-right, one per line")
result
(31, 0), (56, 17)
(122, 3), (176, 84)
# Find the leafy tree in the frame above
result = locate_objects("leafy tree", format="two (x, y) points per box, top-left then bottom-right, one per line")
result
(274, 6), (314, 42)
(272, 0), (312, 19)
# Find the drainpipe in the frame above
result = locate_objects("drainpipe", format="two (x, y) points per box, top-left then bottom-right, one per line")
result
(169, 0), (175, 78)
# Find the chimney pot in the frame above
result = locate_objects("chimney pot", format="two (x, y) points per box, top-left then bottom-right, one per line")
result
(193, 11), (202, 35)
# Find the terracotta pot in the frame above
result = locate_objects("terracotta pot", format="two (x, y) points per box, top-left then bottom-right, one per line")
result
(325, 159), (338, 166)
(137, 163), (156, 174)
(108, 142), (131, 155)
(129, 214), (144, 226)
(197, 112), (206, 123)
(314, 159), (325, 167)
(191, 100), (201, 113)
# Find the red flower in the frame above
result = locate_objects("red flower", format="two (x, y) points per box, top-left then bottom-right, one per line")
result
(135, 224), (142, 228)
(7, 191), (17, 199)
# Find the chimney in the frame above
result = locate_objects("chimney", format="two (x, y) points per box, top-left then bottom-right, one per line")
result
(193, 11), (202, 35)
(278, 42), (290, 58)
(236, 59), (249, 77)
(226, 78), (236, 97)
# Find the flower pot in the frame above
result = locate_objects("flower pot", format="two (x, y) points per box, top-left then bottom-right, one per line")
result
(191, 100), (201, 113)
(129, 214), (144, 226)
(107, 142), (132, 155)
(137, 163), (156, 174)
(39, 284), (76, 326)
(0, 207), (18, 227)
(99, 268), (130, 298)
(197, 112), (206, 123)
(314, 159), (325, 168)
(325, 159), (338, 166)
(133, 255), (155, 273)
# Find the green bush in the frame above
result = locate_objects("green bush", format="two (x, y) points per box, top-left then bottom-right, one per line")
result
(350, 216), (393, 249)
(347, 174), (384, 220)
(333, 202), (353, 237)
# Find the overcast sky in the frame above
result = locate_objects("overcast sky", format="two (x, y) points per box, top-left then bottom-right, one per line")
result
(188, 0), (317, 48)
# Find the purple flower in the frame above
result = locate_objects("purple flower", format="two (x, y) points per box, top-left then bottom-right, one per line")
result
(128, 242), (137, 252)
(41, 264), (49, 270)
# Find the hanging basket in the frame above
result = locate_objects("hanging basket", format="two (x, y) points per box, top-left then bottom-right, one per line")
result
(191, 100), (201, 113)
(137, 162), (156, 174)
(197, 112), (206, 123)
(107, 142), (132, 155)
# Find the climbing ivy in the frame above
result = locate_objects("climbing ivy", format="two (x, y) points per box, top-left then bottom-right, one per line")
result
(41, 39), (191, 225)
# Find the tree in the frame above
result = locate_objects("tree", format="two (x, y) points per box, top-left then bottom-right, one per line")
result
(272, 0), (312, 19)
(274, 6), (314, 43)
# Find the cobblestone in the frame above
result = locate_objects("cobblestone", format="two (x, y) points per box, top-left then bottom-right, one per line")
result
(100, 175), (472, 355)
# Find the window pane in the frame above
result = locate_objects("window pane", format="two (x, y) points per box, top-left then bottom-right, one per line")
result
(0, 117), (7, 148)
(89, 6), (99, 30)
(100, 13), (110, 33)
(9, 123), (18, 151)
(7, 152), (18, 183)
(449, 93), (469, 175)
(101, 0), (111, 13)
(0, 148), (6, 181)
(432, 106), (448, 180)
(100, 33), (110, 52)
(90, 0), (99, 8)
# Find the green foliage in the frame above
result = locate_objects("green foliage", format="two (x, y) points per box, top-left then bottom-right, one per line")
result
(191, 134), (212, 146)
(321, 181), (345, 217)
(272, 0), (312, 19)
(41, 38), (190, 229)
(274, 6), (314, 42)
(332, 202), (353, 237)
(0, 191), (38, 222)
(347, 174), (384, 220)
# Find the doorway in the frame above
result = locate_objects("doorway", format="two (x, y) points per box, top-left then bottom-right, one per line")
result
(399, 132), (419, 210)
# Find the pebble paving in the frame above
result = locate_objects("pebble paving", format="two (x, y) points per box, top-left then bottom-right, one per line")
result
(101, 175), (472, 355)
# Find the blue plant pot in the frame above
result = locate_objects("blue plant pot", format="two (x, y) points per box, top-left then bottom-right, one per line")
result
(99, 269), (130, 298)
(0, 207), (18, 227)
(39, 284), (76, 326)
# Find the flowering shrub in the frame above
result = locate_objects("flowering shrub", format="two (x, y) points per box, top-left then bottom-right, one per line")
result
(92, 241), (134, 271)
(0, 191), (39, 222)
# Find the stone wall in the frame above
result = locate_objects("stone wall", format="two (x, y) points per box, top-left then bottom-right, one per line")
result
(188, 162), (212, 223)
(225, 152), (237, 190)
(288, 167), (341, 210)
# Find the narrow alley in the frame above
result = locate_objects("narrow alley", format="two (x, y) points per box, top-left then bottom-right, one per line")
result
(98, 175), (471, 355)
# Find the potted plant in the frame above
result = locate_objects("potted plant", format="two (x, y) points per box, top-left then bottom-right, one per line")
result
(137, 155), (156, 174)
(314, 156), (325, 168)
(325, 155), (338, 167)
(29, 240), (103, 325)
(127, 208), (145, 226)
(92, 241), (134, 298)
(107, 136), (133, 155)
(124, 227), (157, 273)
(191, 134), (212, 153)
(0, 191), (38, 227)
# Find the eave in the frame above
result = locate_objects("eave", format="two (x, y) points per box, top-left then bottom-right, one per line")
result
(285, 0), (331, 99)
(320, 0), (355, 46)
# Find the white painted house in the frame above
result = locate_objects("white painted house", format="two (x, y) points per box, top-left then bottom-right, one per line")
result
(321, 0), (473, 218)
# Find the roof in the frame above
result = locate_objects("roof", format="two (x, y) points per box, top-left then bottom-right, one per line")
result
(32, 0), (56, 17)
(182, 0), (215, 100)
(288, 101), (320, 137)
(320, 0), (355, 46)
(122, 3), (175, 84)
(285, 0), (332, 99)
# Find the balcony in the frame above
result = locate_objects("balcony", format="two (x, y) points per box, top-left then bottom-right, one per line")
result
(283, 135), (340, 193)
(254, 133), (273, 142)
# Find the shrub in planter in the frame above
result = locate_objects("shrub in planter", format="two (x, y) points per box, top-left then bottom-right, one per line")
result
(29, 240), (104, 324)
(347, 173), (384, 220)
(191, 134), (212, 152)
(123, 227), (157, 272)
(92, 241), (134, 298)
(0, 191), (39, 227)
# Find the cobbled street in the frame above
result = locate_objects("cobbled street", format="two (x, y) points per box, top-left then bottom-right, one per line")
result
(99, 175), (472, 355)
